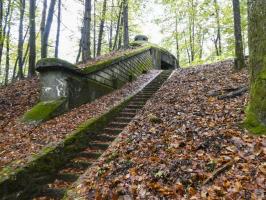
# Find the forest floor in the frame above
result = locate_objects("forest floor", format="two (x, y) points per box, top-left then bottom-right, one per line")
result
(71, 60), (266, 199)
(0, 70), (160, 170)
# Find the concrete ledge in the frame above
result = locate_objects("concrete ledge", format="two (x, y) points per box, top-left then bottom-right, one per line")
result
(22, 98), (67, 124)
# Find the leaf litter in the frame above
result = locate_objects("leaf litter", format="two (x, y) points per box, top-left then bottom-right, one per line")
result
(71, 60), (265, 200)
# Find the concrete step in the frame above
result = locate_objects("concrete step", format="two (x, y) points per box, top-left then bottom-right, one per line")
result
(119, 112), (136, 118)
(35, 188), (66, 199)
(77, 151), (102, 159)
(104, 127), (123, 135)
(123, 108), (138, 113)
(55, 173), (79, 182)
(92, 134), (116, 142)
(115, 117), (133, 123)
(66, 160), (91, 170)
(108, 121), (128, 129)
(88, 142), (110, 150)
(126, 104), (143, 109)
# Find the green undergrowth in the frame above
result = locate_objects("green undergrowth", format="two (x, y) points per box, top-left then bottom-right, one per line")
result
(22, 98), (66, 124)
(0, 95), (133, 199)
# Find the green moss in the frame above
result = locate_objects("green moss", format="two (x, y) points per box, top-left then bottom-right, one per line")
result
(243, 77), (266, 135)
(82, 46), (152, 74)
(244, 105), (266, 135)
(22, 98), (66, 124)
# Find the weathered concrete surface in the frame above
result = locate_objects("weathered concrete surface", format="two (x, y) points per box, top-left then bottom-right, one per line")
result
(26, 39), (178, 122)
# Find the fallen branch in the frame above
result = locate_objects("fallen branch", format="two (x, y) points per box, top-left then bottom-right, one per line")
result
(203, 160), (234, 185)
(218, 86), (248, 100)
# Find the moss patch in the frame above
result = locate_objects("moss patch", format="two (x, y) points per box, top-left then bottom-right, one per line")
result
(22, 98), (66, 124)
(82, 46), (152, 74)
(244, 105), (266, 135)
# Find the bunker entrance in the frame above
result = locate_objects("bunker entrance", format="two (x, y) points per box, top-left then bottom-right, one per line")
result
(161, 60), (174, 70)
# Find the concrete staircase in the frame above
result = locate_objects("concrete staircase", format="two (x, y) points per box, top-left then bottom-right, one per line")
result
(31, 70), (172, 200)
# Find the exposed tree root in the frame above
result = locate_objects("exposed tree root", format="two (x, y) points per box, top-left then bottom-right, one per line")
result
(207, 86), (248, 100)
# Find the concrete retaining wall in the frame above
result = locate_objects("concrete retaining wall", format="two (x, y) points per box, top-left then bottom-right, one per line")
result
(23, 45), (177, 123)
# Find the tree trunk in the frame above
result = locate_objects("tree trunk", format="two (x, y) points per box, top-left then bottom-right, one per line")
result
(28, 0), (36, 77)
(55, 0), (61, 58)
(232, 0), (245, 70)
(93, 0), (96, 58)
(76, 38), (82, 63)
(245, 0), (266, 135)
(40, 0), (47, 58)
(41, 0), (56, 58)
(109, 0), (114, 51)
(17, 0), (26, 79)
(82, 0), (92, 61)
(123, 0), (129, 48)
(214, 0), (222, 56)
(175, 12), (180, 68)
(0, 0), (11, 74)
(112, 1), (123, 51)
(4, 1), (13, 85)
(97, 0), (107, 56)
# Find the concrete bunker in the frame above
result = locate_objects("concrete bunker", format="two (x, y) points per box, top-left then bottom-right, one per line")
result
(23, 37), (178, 123)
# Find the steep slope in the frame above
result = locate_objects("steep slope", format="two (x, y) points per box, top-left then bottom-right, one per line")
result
(70, 60), (265, 199)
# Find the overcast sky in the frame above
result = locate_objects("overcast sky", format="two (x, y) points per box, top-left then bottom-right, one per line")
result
(49, 0), (163, 63)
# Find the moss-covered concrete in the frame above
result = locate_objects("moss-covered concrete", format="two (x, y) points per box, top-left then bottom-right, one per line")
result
(22, 98), (67, 124)
(0, 95), (133, 199)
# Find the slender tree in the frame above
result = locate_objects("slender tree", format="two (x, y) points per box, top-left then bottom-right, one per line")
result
(232, 0), (245, 70)
(0, 0), (11, 74)
(213, 0), (222, 56)
(41, 0), (56, 58)
(175, 11), (180, 68)
(4, 1), (13, 85)
(40, 0), (47, 57)
(109, 0), (114, 51)
(123, 0), (129, 48)
(97, 0), (107, 56)
(55, 0), (61, 58)
(113, 1), (123, 51)
(93, 0), (96, 58)
(28, 0), (36, 77)
(82, 0), (92, 61)
(17, 0), (26, 79)
(245, 0), (266, 134)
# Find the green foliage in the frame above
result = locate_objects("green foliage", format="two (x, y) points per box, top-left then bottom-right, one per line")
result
(155, 0), (248, 67)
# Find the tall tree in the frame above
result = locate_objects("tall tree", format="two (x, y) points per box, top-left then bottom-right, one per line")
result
(41, 0), (56, 58)
(82, 0), (92, 61)
(97, 0), (107, 56)
(113, 1), (123, 51)
(55, 0), (61, 58)
(109, 0), (114, 51)
(232, 0), (245, 70)
(17, 0), (26, 79)
(28, 0), (36, 77)
(175, 11), (180, 68)
(93, 0), (96, 58)
(4, 0), (13, 85)
(123, 0), (129, 48)
(40, 0), (47, 57)
(0, 0), (11, 74)
(213, 0), (222, 56)
(244, 0), (266, 135)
